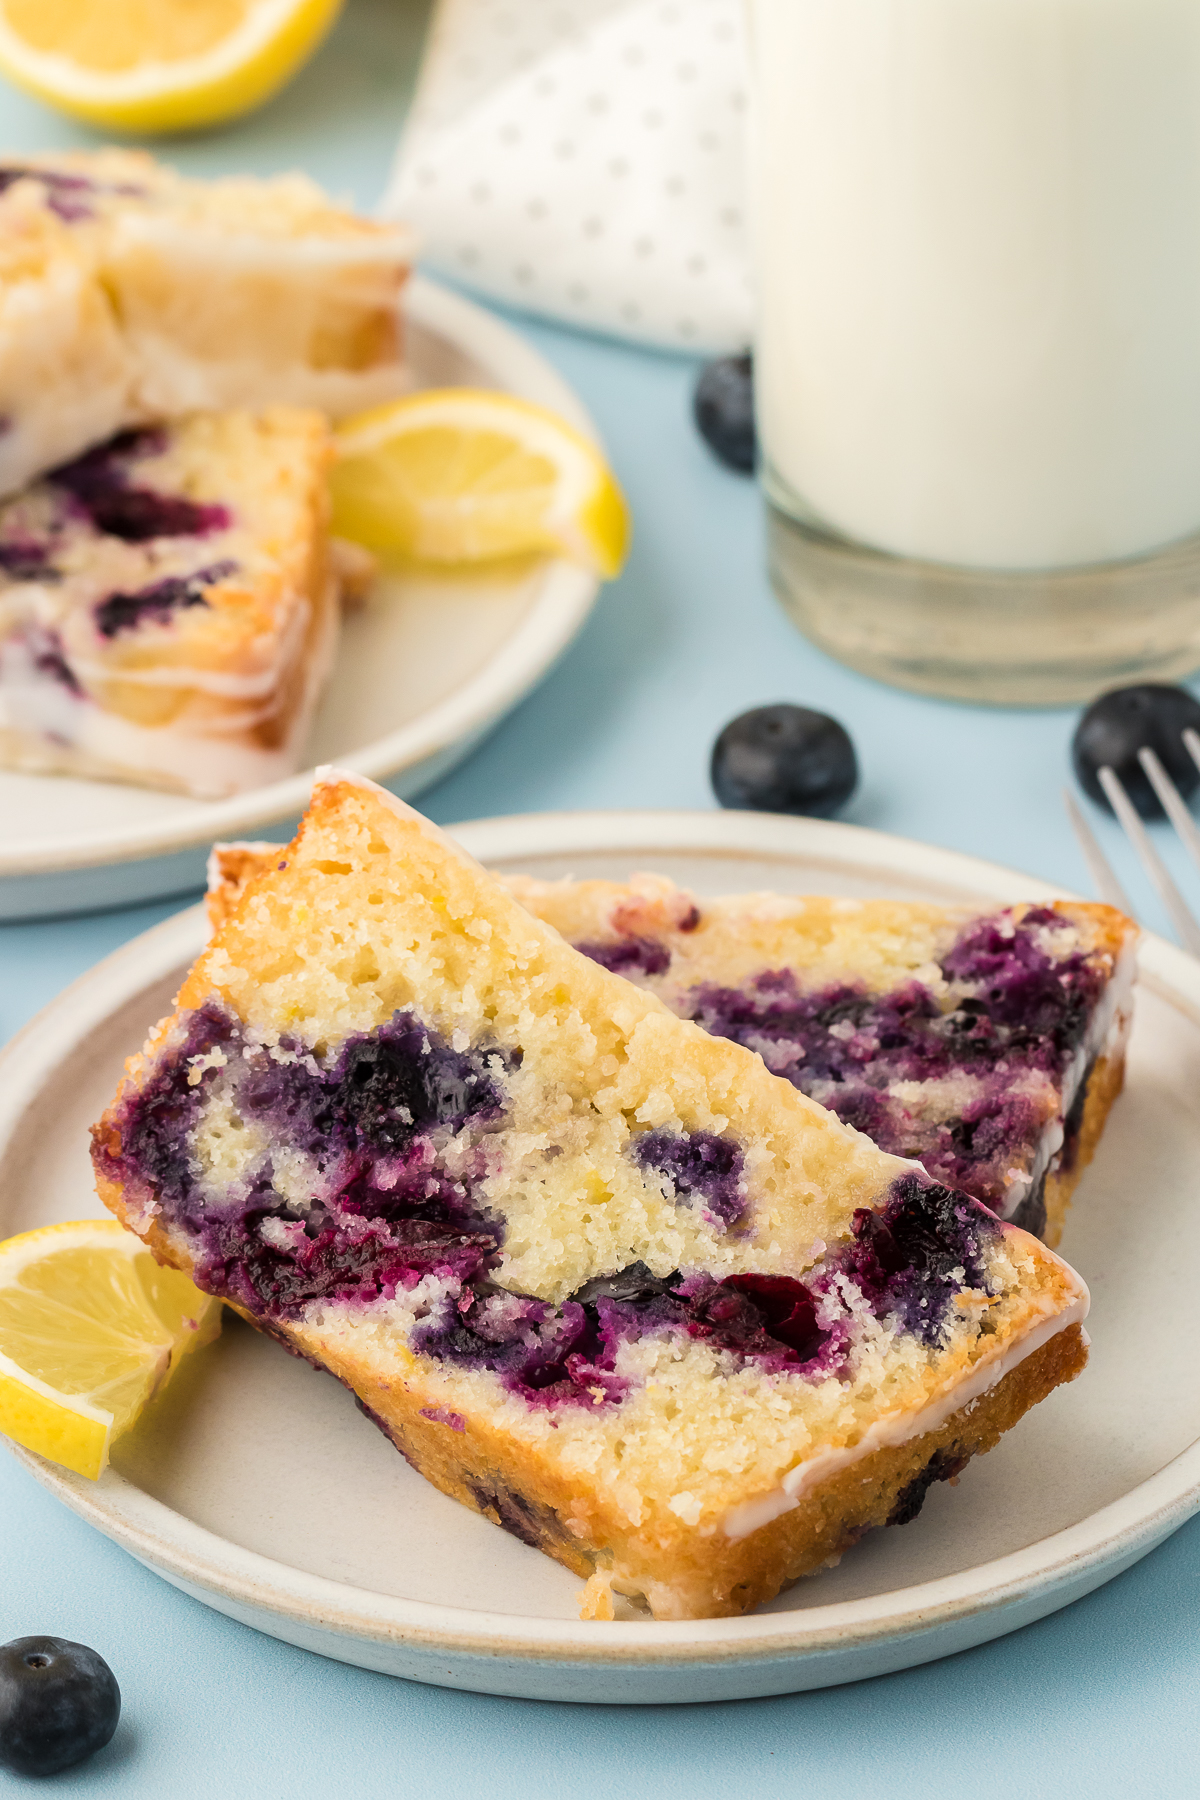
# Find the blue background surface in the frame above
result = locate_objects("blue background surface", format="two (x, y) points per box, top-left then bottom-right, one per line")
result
(1, 3), (1198, 1789)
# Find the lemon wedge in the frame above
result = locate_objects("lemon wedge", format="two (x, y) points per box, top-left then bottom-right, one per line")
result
(0, 1219), (221, 1479)
(0, 0), (343, 135)
(330, 388), (631, 577)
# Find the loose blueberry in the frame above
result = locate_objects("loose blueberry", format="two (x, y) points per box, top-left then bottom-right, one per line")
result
(693, 354), (756, 473)
(0, 1637), (121, 1778)
(711, 704), (858, 818)
(1072, 683), (1200, 820)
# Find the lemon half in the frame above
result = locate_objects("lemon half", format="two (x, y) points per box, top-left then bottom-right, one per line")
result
(0, 0), (343, 135)
(0, 1219), (221, 1479)
(331, 388), (631, 577)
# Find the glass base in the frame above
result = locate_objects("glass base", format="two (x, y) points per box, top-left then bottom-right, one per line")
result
(767, 504), (1200, 705)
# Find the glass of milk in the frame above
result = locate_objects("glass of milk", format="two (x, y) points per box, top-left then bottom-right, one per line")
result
(748, 0), (1200, 702)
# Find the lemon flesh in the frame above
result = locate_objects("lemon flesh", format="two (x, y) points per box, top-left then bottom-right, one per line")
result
(0, 1220), (221, 1479)
(0, 0), (343, 134)
(331, 389), (631, 578)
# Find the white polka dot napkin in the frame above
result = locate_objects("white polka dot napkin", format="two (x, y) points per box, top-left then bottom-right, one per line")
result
(381, 0), (753, 353)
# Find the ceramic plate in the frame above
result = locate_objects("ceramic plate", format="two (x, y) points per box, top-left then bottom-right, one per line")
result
(0, 280), (602, 923)
(3, 809), (1199, 1705)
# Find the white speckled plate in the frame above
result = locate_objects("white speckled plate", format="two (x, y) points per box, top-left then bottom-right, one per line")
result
(0, 280), (602, 922)
(3, 809), (1199, 1703)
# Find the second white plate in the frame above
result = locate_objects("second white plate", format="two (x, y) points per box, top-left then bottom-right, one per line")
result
(0, 280), (602, 922)
(3, 809), (1199, 1704)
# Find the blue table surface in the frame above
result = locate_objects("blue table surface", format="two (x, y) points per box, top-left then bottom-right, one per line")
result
(2, 4), (1198, 1791)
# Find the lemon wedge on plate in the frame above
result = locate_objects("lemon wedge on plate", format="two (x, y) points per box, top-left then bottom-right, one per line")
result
(0, 1219), (221, 1480)
(330, 388), (631, 577)
(0, 0), (343, 135)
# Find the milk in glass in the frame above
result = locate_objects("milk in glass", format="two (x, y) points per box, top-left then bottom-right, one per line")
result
(749, 0), (1200, 572)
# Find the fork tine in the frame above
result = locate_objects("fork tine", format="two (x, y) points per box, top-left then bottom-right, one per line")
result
(1063, 787), (1137, 916)
(1097, 764), (1200, 957)
(1184, 725), (1200, 777)
(1138, 746), (1200, 879)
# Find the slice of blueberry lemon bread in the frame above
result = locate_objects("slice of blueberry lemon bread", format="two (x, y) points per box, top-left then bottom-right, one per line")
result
(209, 855), (1134, 1247)
(0, 149), (412, 495)
(0, 410), (341, 796)
(95, 773), (1088, 1622)
(498, 875), (1135, 1250)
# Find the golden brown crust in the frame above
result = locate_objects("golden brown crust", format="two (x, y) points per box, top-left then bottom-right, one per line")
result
(93, 1160), (1089, 1621)
(297, 1320), (1086, 1621)
(205, 844), (1132, 1013)
(205, 844), (283, 934)
(1042, 1050), (1127, 1249)
(214, 856), (1135, 1004)
(1054, 901), (1136, 968)
(697, 1322), (1088, 1617)
(207, 847), (1133, 987)
(503, 880), (1136, 1006)
(204, 839), (296, 931)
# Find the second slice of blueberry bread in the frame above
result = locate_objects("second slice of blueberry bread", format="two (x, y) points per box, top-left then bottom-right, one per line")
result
(0, 410), (349, 796)
(95, 773), (1089, 1621)
(499, 875), (1135, 1249)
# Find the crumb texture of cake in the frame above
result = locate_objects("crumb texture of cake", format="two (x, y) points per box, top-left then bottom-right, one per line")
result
(0, 150), (413, 496)
(0, 410), (341, 797)
(210, 854), (1135, 1246)
(94, 774), (1089, 1621)
(501, 874), (1136, 1247)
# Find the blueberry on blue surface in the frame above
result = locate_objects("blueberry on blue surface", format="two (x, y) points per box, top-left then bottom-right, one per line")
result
(1071, 683), (1200, 820)
(693, 353), (756, 473)
(0, 1637), (121, 1778)
(711, 703), (858, 818)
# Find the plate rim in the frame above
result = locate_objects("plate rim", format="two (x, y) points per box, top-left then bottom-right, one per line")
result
(0, 277), (602, 878)
(4, 806), (1199, 1672)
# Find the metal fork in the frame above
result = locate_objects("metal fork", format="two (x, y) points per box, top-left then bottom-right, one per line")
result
(1065, 727), (1200, 956)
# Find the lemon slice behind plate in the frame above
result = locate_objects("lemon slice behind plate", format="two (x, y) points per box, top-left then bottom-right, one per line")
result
(0, 0), (343, 135)
(330, 388), (631, 578)
(0, 1219), (222, 1479)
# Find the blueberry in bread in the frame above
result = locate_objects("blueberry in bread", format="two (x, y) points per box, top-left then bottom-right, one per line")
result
(0, 410), (343, 797)
(95, 774), (1088, 1621)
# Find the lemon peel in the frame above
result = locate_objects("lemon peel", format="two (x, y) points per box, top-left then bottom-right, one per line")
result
(0, 0), (343, 135)
(331, 387), (631, 578)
